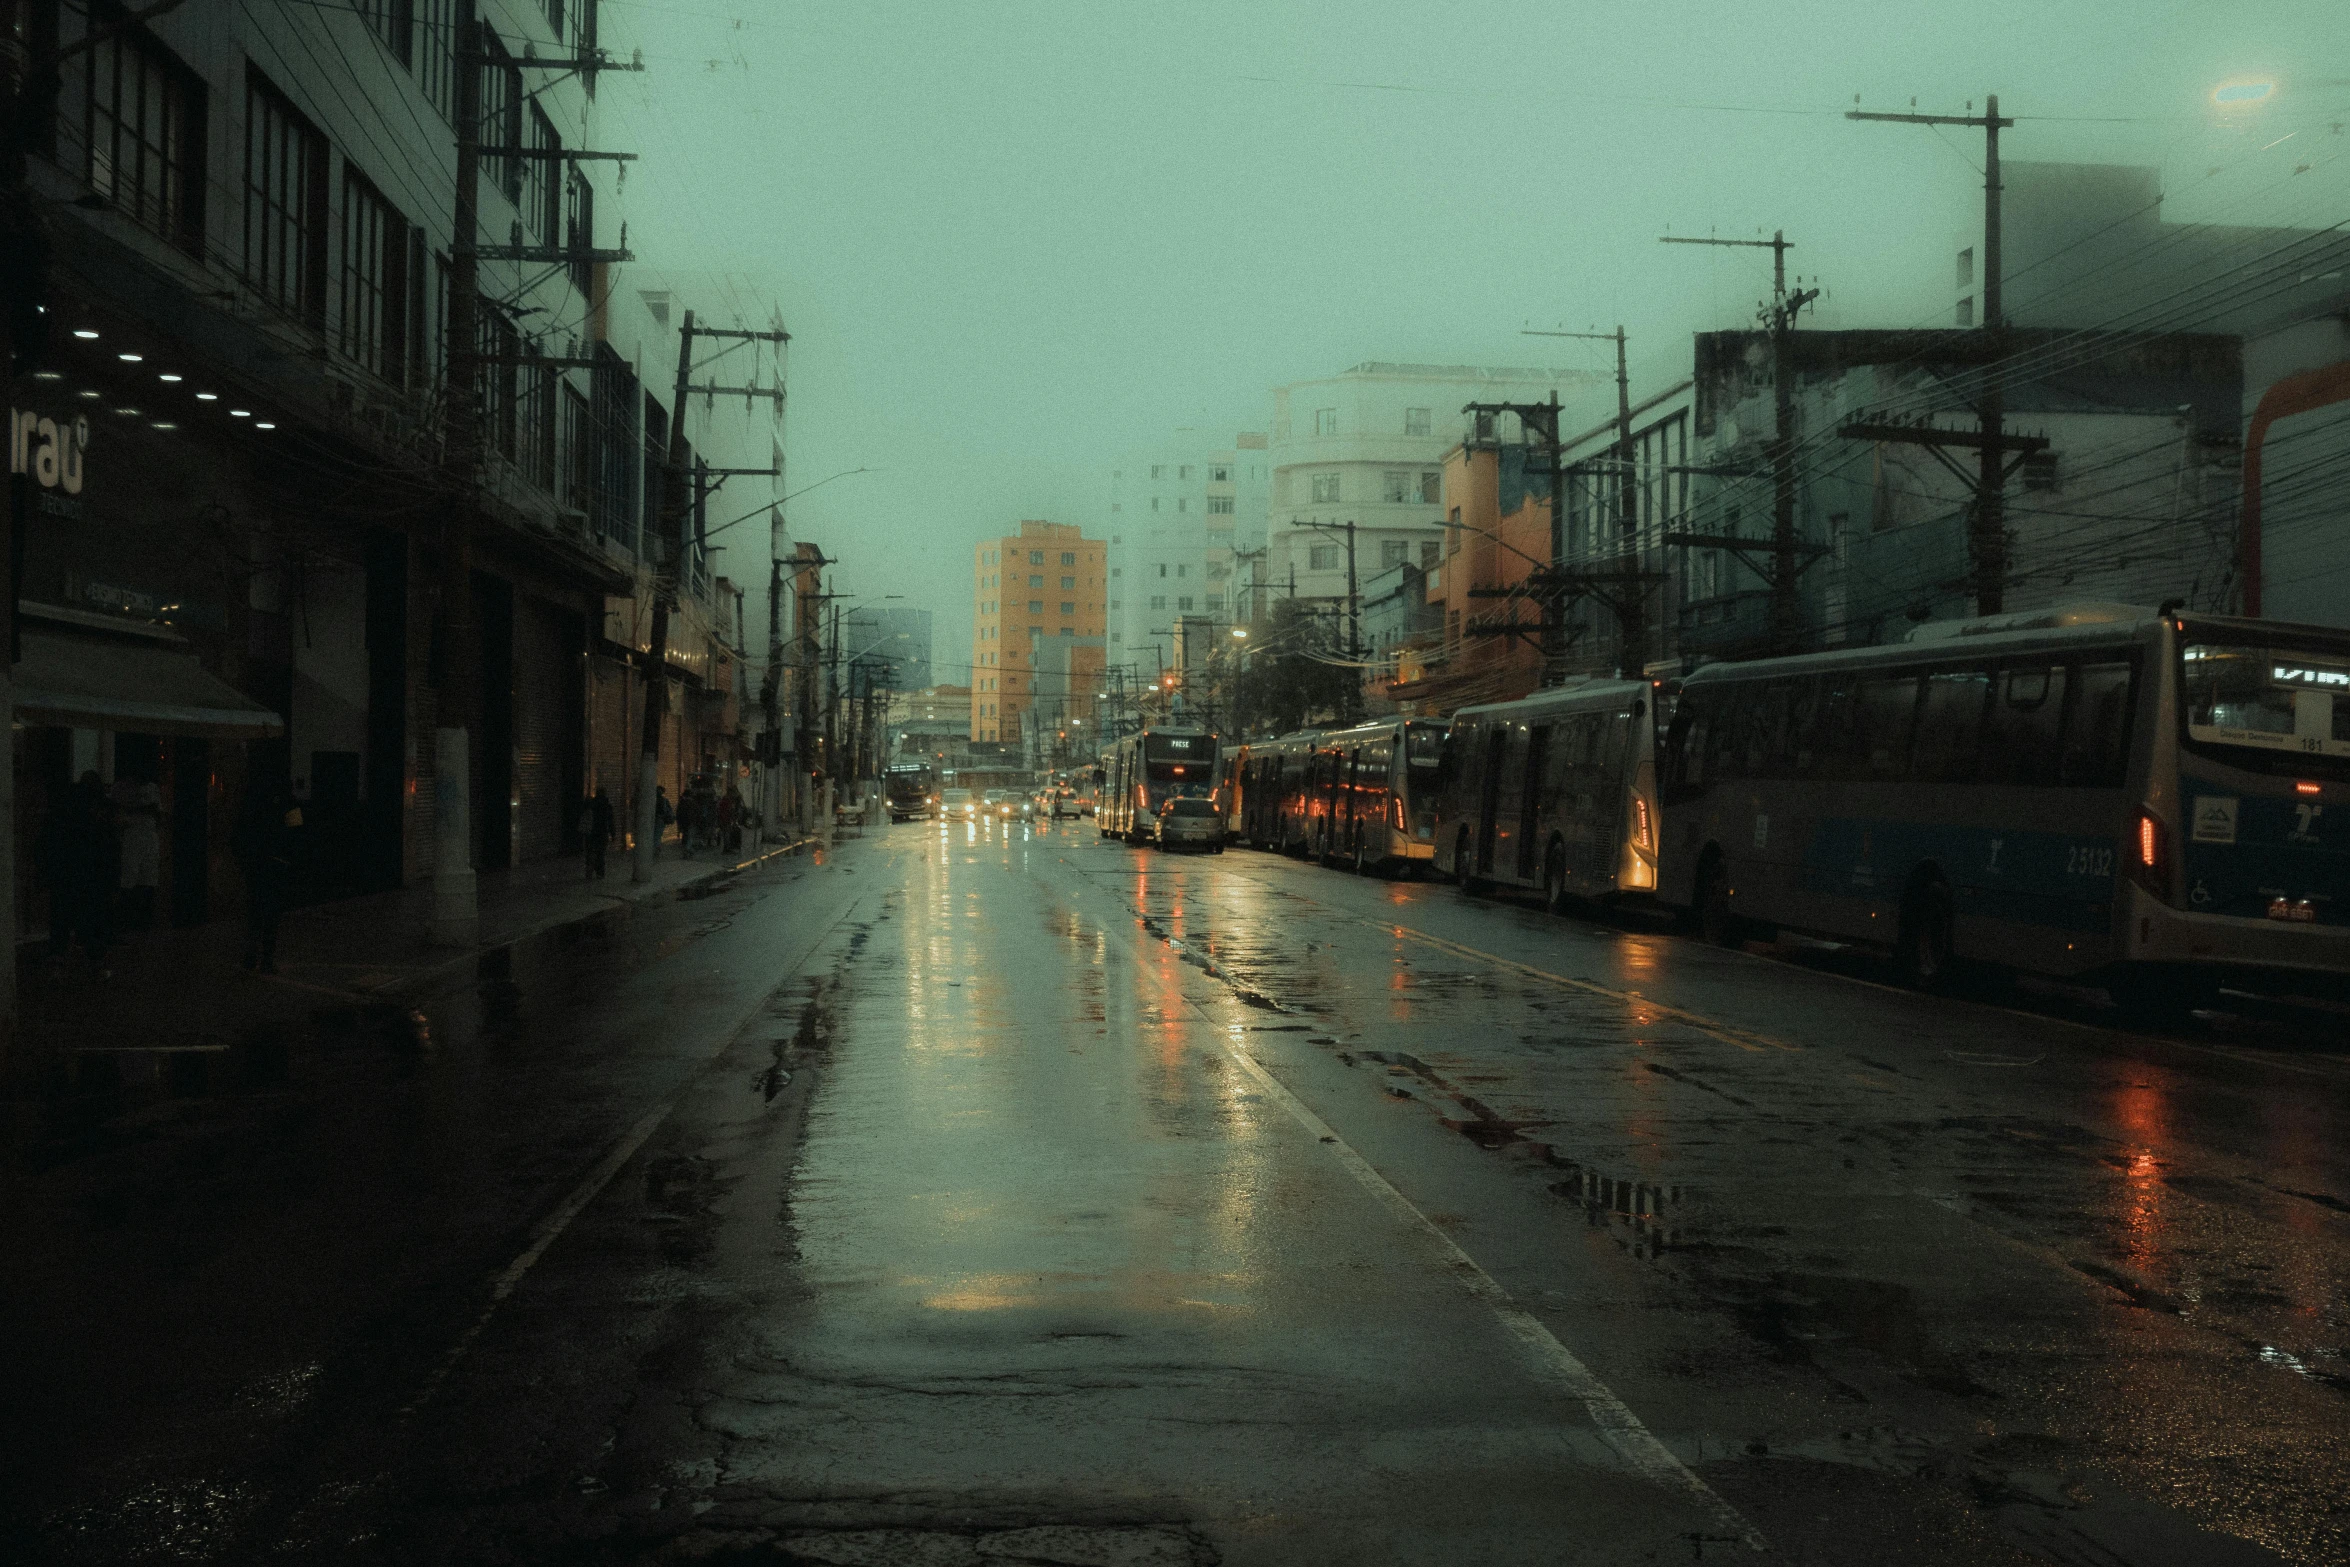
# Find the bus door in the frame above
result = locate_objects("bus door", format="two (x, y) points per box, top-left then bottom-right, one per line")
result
(1343, 747), (1364, 855)
(1475, 724), (1506, 873)
(1517, 726), (1552, 880)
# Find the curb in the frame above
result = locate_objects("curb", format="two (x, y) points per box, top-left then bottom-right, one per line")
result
(362, 835), (822, 1004)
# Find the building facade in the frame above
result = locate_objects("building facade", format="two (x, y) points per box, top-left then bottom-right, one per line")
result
(1262, 363), (1600, 625)
(1105, 431), (1268, 680)
(6, 0), (778, 952)
(970, 521), (1106, 743)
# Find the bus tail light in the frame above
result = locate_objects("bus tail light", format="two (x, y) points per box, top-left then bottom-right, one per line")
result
(1391, 795), (1405, 831)
(1631, 796), (1654, 852)
(2130, 807), (2172, 902)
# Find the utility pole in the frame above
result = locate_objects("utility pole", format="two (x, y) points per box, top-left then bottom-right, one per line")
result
(431, 12), (487, 943)
(632, 308), (695, 880)
(1658, 229), (1819, 652)
(1522, 325), (1653, 677)
(1848, 94), (2014, 615)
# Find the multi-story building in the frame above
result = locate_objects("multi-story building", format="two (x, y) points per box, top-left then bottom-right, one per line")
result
(970, 521), (1106, 743)
(1105, 431), (1268, 676)
(1262, 363), (1600, 627)
(5, 0), (782, 949)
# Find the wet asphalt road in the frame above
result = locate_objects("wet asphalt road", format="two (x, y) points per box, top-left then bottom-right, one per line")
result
(4, 817), (2347, 1566)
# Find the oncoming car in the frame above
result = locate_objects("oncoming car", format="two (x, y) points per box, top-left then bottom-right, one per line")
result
(1154, 795), (1226, 852)
(940, 788), (977, 821)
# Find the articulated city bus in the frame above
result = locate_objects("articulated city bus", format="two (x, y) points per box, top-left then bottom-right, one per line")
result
(1657, 603), (2349, 1017)
(1098, 728), (1219, 842)
(1283, 719), (1449, 872)
(1433, 680), (1663, 907)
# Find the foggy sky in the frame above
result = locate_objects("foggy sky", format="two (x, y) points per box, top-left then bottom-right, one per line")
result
(601, 0), (2348, 682)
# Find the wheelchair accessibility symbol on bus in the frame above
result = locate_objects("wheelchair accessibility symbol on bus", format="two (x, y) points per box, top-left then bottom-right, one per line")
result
(2191, 879), (2214, 907)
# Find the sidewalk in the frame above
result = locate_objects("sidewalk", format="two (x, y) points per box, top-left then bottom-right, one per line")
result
(15, 833), (816, 1108)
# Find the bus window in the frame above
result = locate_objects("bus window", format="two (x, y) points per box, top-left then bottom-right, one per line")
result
(1856, 675), (1920, 780)
(1804, 677), (1858, 780)
(1978, 666), (2066, 786)
(1665, 698), (1704, 790)
(2063, 661), (2136, 787)
(1913, 669), (1991, 783)
(1705, 685), (1751, 780)
(1741, 682), (1791, 778)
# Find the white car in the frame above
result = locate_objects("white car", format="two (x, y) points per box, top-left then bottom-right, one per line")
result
(940, 788), (977, 820)
(1154, 796), (1225, 852)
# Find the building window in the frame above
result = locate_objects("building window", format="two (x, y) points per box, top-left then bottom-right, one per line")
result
(1059, 601), (1075, 615)
(1447, 608), (1461, 649)
(1956, 247), (1974, 289)
(1028, 600), (1043, 613)
(1060, 575), (1075, 589)
(1061, 551), (1075, 565)
(521, 102), (560, 236)
(1175, 564), (1186, 578)
(1206, 593), (1223, 610)
(1311, 473), (1340, 503)
(1447, 506), (1461, 554)
(1150, 595), (1166, 610)
(1150, 464), (1164, 479)
(1955, 296), (1974, 328)
(1382, 470), (1410, 503)
(416, 0), (455, 116)
(562, 382), (594, 513)
(1309, 545), (1338, 571)
(1178, 596), (1194, 611)
(1110, 567), (1121, 578)
(1151, 497), (1160, 511)
(2022, 451), (2061, 491)
(1029, 550), (1043, 564)
(1059, 627), (1074, 637)
(1207, 496), (1234, 515)
(1404, 407), (1431, 437)
(1381, 540), (1408, 567)
(354, 0), (414, 65)
(1315, 408), (1337, 436)
(1157, 563), (1167, 578)
(244, 70), (328, 324)
(75, 11), (207, 254)
(1419, 471), (1441, 504)
(1421, 539), (1440, 567)
(1028, 574), (1043, 587)
(339, 168), (409, 383)
(1210, 464), (1229, 482)
(1179, 464), (1194, 479)
(1177, 497), (1190, 512)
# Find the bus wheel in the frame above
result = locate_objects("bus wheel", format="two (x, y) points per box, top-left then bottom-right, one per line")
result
(1696, 855), (1739, 947)
(1897, 877), (1955, 989)
(1543, 844), (1569, 916)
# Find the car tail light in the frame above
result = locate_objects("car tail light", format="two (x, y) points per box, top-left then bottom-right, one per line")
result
(2130, 807), (2172, 902)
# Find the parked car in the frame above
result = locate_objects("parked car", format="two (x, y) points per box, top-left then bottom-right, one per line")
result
(940, 788), (977, 821)
(1154, 795), (1225, 852)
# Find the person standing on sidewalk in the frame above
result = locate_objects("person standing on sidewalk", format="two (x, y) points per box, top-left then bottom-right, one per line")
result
(233, 777), (297, 974)
(580, 787), (616, 879)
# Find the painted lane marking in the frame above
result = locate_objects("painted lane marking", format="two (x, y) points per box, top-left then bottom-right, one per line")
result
(1212, 1028), (1767, 1551)
(401, 893), (867, 1416)
(1380, 924), (1796, 1054)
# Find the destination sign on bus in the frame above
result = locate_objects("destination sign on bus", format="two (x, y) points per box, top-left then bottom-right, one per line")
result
(2272, 664), (2350, 690)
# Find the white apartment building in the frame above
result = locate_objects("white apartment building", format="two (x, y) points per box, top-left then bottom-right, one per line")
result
(1105, 430), (1270, 677)
(1264, 363), (1602, 619)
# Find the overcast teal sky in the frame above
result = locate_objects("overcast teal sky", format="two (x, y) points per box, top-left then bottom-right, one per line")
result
(602, 0), (2349, 679)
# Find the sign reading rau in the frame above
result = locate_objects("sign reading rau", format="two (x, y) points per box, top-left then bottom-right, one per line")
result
(9, 409), (91, 496)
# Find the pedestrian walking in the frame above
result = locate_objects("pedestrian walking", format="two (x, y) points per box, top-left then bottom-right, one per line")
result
(233, 776), (298, 974)
(37, 772), (115, 974)
(110, 772), (163, 930)
(655, 787), (675, 857)
(579, 787), (616, 879)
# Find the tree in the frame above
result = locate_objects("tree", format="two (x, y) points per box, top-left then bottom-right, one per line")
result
(1230, 601), (1357, 737)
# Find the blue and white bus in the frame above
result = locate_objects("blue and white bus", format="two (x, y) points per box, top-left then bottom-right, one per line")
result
(1658, 603), (2349, 1017)
(1098, 728), (1219, 843)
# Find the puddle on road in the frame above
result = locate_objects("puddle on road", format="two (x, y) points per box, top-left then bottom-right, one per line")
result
(1733, 1273), (1996, 1400)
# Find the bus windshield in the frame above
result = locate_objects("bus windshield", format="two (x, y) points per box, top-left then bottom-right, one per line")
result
(1143, 733), (1214, 788)
(1405, 723), (1444, 767)
(2182, 642), (2350, 777)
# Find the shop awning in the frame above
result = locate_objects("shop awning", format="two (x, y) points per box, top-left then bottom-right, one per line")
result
(14, 627), (285, 739)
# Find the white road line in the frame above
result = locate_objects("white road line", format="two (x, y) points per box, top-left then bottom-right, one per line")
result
(400, 892), (866, 1417)
(1209, 1028), (1768, 1552)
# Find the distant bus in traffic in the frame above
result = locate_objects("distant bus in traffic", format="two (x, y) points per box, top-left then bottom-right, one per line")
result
(884, 762), (937, 822)
(1098, 728), (1218, 843)
(1655, 603), (2349, 1018)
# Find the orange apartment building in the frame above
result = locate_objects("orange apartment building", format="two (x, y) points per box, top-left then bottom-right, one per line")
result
(1393, 434), (1552, 711)
(970, 521), (1108, 743)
